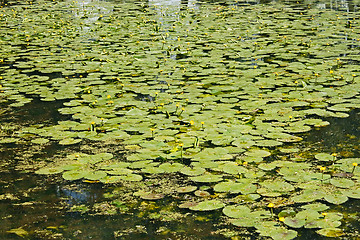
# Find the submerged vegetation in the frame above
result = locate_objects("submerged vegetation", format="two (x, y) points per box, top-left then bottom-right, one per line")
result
(1, 0), (360, 239)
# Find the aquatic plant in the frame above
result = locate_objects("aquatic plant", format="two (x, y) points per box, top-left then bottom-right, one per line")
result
(1, 0), (360, 239)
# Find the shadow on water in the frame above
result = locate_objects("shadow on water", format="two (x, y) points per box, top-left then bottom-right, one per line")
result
(304, 109), (360, 156)
(1, 96), (70, 125)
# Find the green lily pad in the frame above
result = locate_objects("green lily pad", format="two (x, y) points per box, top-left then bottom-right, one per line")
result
(283, 217), (306, 228)
(230, 217), (257, 228)
(222, 205), (251, 218)
(324, 193), (348, 205)
(269, 228), (298, 240)
(84, 171), (107, 181)
(306, 219), (342, 229)
(315, 153), (334, 162)
(214, 181), (253, 194)
(62, 170), (86, 181)
(178, 201), (199, 209)
(342, 188), (360, 199)
(291, 189), (326, 203)
(330, 178), (355, 188)
(189, 200), (225, 211)
(194, 190), (210, 197)
(140, 192), (165, 200)
(180, 166), (206, 176)
(59, 138), (82, 145)
(301, 203), (329, 212)
(190, 173), (223, 183)
(158, 162), (184, 173)
(31, 138), (50, 144)
(119, 174), (143, 182)
(245, 149), (271, 158)
(106, 168), (133, 175)
(316, 228), (344, 237)
(176, 186), (197, 193)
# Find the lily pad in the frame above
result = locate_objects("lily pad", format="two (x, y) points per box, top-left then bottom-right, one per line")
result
(180, 166), (206, 176)
(283, 217), (306, 228)
(84, 171), (107, 181)
(222, 205), (251, 218)
(140, 192), (165, 200)
(269, 228), (298, 240)
(190, 173), (223, 183)
(330, 178), (354, 188)
(62, 170), (86, 181)
(59, 138), (82, 145)
(189, 200), (225, 211)
(316, 228), (344, 237)
(324, 193), (348, 205)
(176, 186), (197, 194)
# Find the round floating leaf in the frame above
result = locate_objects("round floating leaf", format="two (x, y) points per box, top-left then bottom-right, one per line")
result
(189, 200), (225, 211)
(84, 171), (107, 180)
(158, 162), (184, 173)
(59, 138), (82, 145)
(141, 166), (165, 174)
(269, 228), (298, 240)
(31, 138), (50, 144)
(61, 163), (84, 171)
(245, 149), (271, 158)
(306, 219), (341, 229)
(194, 190), (210, 197)
(314, 153), (334, 162)
(140, 192), (165, 200)
(283, 217), (306, 228)
(223, 205), (251, 218)
(324, 193), (348, 205)
(35, 167), (63, 175)
(180, 166), (206, 176)
(260, 179), (295, 193)
(106, 168), (133, 175)
(222, 163), (247, 174)
(125, 108), (148, 116)
(265, 132), (302, 142)
(190, 173), (223, 183)
(296, 209), (322, 223)
(330, 178), (354, 188)
(119, 174), (143, 182)
(301, 203), (329, 212)
(258, 162), (277, 171)
(325, 212), (343, 221)
(342, 189), (360, 199)
(179, 201), (198, 209)
(291, 189), (325, 203)
(62, 170), (86, 181)
(100, 176), (123, 183)
(316, 228), (344, 237)
(214, 181), (249, 194)
(176, 186), (197, 193)
(129, 160), (156, 169)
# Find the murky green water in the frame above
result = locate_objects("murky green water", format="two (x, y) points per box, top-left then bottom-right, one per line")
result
(1, 0), (360, 239)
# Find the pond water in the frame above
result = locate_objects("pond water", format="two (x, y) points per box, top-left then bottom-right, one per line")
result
(1, 0), (360, 239)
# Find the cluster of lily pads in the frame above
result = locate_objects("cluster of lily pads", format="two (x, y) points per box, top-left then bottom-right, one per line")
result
(1, 0), (360, 239)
